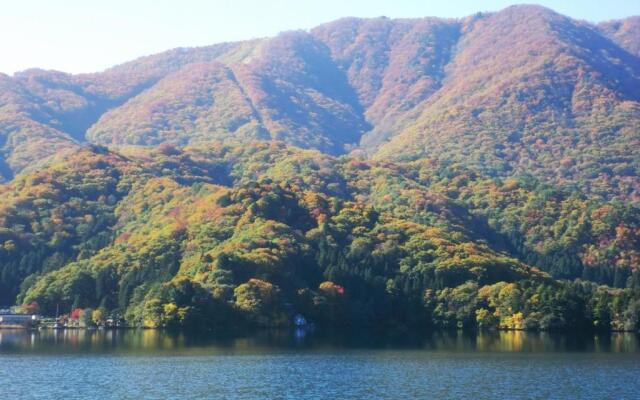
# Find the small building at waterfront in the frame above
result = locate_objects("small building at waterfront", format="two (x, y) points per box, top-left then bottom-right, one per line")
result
(0, 314), (39, 328)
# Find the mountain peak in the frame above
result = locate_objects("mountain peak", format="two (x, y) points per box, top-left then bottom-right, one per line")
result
(499, 3), (558, 14)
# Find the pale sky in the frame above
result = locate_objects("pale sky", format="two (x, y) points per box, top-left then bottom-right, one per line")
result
(1, 0), (639, 75)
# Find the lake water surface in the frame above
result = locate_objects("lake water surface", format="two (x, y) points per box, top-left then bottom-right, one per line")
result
(1, 329), (639, 399)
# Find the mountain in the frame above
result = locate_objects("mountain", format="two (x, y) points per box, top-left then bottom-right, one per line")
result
(86, 33), (369, 154)
(1, 5), (639, 331)
(0, 43), (241, 182)
(375, 6), (640, 201)
(1, 5), (638, 200)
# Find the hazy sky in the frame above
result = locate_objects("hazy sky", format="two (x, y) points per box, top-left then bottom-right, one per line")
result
(2, 0), (639, 75)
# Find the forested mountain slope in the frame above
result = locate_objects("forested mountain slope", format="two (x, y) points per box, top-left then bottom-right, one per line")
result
(375, 6), (640, 200)
(1, 5), (638, 200)
(0, 142), (638, 331)
(599, 16), (640, 57)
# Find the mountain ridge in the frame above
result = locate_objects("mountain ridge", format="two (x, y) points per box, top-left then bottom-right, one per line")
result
(1, 6), (638, 198)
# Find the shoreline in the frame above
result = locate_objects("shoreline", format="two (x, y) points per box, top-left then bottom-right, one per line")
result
(3, 325), (639, 334)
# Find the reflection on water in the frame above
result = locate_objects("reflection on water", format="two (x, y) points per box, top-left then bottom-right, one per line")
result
(2, 329), (640, 400)
(0, 329), (638, 354)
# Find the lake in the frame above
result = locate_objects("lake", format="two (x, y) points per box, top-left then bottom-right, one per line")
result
(1, 329), (639, 399)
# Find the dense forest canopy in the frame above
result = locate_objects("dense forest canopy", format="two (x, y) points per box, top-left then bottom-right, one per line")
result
(0, 5), (638, 332)
(0, 142), (638, 331)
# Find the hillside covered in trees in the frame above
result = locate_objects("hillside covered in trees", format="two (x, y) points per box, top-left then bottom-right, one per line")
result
(0, 142), (638, 332)
(0, 5), (638, 332)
